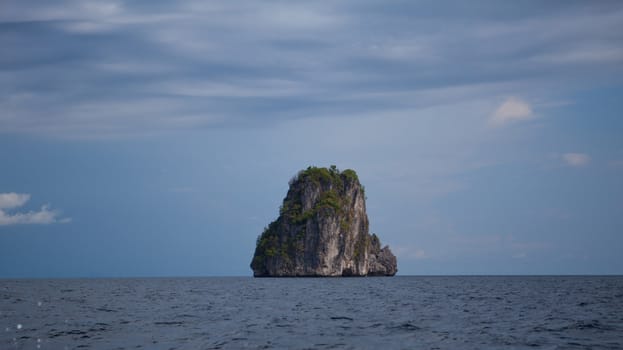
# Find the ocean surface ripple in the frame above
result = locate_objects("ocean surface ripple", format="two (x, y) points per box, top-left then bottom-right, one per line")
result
(1, 276), (622, 349)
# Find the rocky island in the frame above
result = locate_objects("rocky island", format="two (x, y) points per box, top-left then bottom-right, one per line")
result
(251, 166), (397, 277)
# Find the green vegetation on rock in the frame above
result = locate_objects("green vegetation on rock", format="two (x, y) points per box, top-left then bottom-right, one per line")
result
(251, 165), (397, 277)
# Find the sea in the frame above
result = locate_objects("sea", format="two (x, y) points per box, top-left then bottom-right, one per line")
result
(1, 276), (622, 349)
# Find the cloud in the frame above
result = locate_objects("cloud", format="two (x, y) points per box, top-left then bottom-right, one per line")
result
(0, 193), (31, 209)
(512, 252), (527, 259)
(393, 246), (429, 260)
(0, 193), (70, 226)
(1, 1), (622, 137)
(563, 153), (590, 167)
(489, 97), (534, 126)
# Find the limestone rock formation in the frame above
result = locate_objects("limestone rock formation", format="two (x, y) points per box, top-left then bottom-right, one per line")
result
(250, 166), (397, 277)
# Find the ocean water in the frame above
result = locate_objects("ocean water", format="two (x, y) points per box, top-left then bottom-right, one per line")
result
(1, 276), (622, 349)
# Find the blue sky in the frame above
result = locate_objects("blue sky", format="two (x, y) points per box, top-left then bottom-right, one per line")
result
(1, 1), (622, 277)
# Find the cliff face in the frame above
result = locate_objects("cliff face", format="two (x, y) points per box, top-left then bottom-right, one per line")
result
(250, 166), (397, 277)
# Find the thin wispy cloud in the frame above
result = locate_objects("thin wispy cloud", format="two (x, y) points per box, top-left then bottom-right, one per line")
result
(0, 193), (70, 226)
(393, 246), (429, 260)
(563, 153), (590, 167)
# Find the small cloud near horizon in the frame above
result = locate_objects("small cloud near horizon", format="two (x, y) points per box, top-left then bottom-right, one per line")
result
(563, 153), (590, 167)
(490, 97), (534, 126)
(0, 193), (70, 226)
(394, 246), (429, 260)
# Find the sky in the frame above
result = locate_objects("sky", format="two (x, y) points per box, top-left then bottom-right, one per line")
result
(1, 1), (622, 277)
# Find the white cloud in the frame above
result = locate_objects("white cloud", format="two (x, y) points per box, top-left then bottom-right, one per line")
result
(490, 97), (534, 126)
(0, 193), (31, 209)
(563, 153), (590, 167)
(0, 193), (70, 226)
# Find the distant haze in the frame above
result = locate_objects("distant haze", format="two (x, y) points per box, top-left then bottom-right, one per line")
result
(1, 1), (622, 277)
